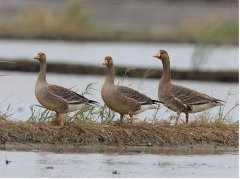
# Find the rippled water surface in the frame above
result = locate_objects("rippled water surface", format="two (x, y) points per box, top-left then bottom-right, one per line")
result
(0, 149), (238, 178)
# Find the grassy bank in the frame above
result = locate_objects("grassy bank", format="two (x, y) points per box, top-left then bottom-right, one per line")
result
(0, 21), (238, 45)
(0, 120), (238, 148)
(0, 59), (238, 82)
(0, 1), (238, 44)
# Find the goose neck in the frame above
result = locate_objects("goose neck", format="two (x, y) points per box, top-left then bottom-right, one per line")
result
(161, 57), (171, 84)
(105, 65), (115, 84)
(37, 61), (47, 83)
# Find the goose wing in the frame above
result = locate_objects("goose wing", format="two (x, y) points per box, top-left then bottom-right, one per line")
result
(118, 85), (163, 105)
(171, 84), (224, 106)
(48, 85), (90, 105)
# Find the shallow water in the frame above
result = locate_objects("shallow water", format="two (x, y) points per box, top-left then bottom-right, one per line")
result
(0, 150), (238, 177)
(0, 39), (238, 70)
(0, 71), (238, 121)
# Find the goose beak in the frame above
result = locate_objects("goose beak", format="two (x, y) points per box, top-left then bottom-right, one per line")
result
(34, 55), (40, 60)
(102, 59), (108, 66)
(153, 52), (161, 59)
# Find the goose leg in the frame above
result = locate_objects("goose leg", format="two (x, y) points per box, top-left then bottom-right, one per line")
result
(111, 114), (123, 126)
(114, 114), (124, 126)
(59, 114), (65, 126)
(51, 112), (59, 125)
(185, 113), (189, 127)
(185, 113), (189, 123)
(129, 114), (134, 125)
(176, 112), (181, 125)
(120, 114), (124, 123)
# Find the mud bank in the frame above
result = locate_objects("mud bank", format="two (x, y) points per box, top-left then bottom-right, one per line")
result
(0, 120), (238, 148)
(0, 59), (238, 82)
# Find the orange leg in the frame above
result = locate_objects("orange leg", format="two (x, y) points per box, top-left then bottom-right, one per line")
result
(185, 113), (189, 127)
(53, 112), (65, 126)
(186, 113), (189, 123)
(176, 112), (181, 125)
(129, 114), (135, 125)
(58, 114), (65, 126)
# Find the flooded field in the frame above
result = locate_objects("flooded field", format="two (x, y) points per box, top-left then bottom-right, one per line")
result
(0, 149), (238, 177)
(0, 40), (238, 121)
(0, 40), (238, 70)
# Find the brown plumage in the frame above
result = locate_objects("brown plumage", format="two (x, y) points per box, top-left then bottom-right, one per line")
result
(34, 52), (98, 126)
(101, 56), (163, 124)
(153, 49), (224, 124)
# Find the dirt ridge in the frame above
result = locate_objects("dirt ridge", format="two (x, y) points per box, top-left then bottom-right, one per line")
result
(0, 59), (238, 82)
(0, 120), (238, 148)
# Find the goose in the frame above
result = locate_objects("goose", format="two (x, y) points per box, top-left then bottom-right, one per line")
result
(101, 56), (164, 124)
(153, 49), (224, 124)
(34, 52), (98, 126)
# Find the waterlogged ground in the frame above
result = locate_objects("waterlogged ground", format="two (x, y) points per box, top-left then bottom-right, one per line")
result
(0, 40), (238, 70)
(0, 148), (238, 177)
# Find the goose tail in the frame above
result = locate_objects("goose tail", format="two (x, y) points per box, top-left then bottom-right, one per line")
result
(88, 100), (101, 107)
(152, 99), (164, 104)
(213, 98), (225, 106)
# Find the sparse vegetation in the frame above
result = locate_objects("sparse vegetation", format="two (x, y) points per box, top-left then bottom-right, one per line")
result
(0, 80), (238, 147)
(26, 81), (238, 125)
(0, 104), (13, 121)
(0, 119), (238, 147)
(0, 1), (237, 44)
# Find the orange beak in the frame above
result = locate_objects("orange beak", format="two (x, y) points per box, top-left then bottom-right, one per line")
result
(153, 51), (161, 59)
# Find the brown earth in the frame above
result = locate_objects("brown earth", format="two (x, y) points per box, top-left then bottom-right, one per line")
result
(0, 120), (238, 149)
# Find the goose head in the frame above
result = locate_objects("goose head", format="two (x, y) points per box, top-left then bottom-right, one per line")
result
(34, 52), (46, 62)
(153, 49), (169, 60)
(102, 56), (114, 67)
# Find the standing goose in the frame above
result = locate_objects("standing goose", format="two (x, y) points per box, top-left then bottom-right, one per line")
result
(101, 56), (164, 124)
(34, 52), (98, 126)
(153, 49), (224, 124)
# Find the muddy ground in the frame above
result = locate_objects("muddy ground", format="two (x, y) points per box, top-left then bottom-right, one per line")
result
(0, 120), (238, 150)
(0, 59), (238, 82)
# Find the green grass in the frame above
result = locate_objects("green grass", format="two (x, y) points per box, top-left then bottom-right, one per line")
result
(16, 0), (90, 31)
(0, 104), (13, 120)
